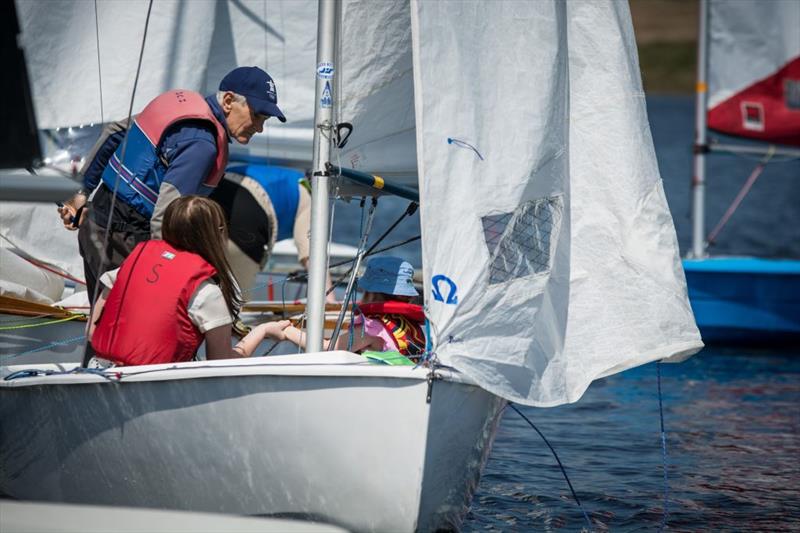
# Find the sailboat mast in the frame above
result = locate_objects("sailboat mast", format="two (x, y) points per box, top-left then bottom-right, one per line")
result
(306, 0), (337, 352)
(691, 0), (710, 259)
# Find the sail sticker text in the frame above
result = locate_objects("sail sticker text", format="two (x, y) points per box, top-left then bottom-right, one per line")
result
(317, 62), (335, 80)
(431, 275), (458, 305)
(321, 81), (332, 108)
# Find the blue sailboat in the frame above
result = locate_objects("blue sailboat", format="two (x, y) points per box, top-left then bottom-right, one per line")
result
(685, 0), (800, 344)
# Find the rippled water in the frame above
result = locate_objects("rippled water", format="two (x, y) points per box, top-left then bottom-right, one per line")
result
(465, 348), (800, 531)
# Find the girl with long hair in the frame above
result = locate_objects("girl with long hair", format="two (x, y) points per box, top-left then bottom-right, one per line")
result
(89, 196), (288, 365)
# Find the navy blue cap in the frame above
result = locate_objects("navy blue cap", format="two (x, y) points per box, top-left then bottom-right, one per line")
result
(219, 66), (286, 123)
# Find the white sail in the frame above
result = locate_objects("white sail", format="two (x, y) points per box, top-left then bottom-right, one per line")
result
(335, 0), (417, 178)
(414, 0), (702, 407)
(15, 0), (318, 155)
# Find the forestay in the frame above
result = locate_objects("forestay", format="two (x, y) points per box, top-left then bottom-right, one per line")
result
(413, 0), (703, 406)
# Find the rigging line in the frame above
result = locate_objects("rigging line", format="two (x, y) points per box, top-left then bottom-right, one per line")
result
(365, 234), (421, 257)
(508, 403), (594, 532)
(657, 362), (670, 532)
(706, 147), (774, 245)
(328, 197), (377, 350)
(21, 256), (87, 286)
(0, 313), (51, 325)
(1, 335), (86, 361)
(82, 0), (155, 368)
(327, 201), (418, 271)
(709, 140), (800, 164)
(323, 233), (421, 292)
(0, 315), (82, 331)
(93, 0), (105, 124)
(0, 234), (86, 286)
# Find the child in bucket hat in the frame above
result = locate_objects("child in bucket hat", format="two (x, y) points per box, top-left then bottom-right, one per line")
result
(271, 256), (425, 361)
(357, 256), (419, 302)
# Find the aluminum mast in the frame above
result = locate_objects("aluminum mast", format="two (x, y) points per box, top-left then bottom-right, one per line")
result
(690, 0), (710, 259)
(306, 0), (337, 352)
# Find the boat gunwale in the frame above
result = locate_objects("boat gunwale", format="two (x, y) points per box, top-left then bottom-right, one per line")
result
(0, 351), (478, 388)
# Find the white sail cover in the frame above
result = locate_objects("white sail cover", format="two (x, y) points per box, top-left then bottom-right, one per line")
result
(706, 0), (800, 145)
(15, 0), (318, 158)
(413, 0), (702, 406)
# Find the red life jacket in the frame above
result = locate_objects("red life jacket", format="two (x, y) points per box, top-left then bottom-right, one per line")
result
(92, 240), (218, 365)
(358, 302), (426, 357)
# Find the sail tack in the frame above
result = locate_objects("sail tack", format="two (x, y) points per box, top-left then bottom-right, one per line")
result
(413, 0), (702, 406)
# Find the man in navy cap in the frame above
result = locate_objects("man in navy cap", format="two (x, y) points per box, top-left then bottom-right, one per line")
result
(58, 66), (286, 301)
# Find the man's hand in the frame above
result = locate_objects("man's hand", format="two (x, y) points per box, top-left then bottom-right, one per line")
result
(57, 193), (88, 230)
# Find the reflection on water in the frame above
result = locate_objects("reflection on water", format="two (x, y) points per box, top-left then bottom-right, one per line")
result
(465, 348), (800, 531)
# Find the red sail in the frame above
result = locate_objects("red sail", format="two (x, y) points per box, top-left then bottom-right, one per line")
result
(708, 57), (800, 147)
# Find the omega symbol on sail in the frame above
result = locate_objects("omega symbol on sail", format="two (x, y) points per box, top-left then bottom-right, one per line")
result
(431, 274), (458, 305)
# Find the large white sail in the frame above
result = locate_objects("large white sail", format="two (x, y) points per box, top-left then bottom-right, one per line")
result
(15, 0), (317, 141)
(413, 0), (702, 407)
(706, 0), (800, 146)
(335, 0), (417, 178)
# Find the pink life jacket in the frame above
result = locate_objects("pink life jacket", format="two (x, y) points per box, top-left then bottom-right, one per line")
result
(136, 89), (229, 187)
(92, 240), (218, 365)
(101, 90), (230, 218)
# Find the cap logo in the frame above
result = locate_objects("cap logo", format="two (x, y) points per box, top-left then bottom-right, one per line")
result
(266, 79), (276, 98)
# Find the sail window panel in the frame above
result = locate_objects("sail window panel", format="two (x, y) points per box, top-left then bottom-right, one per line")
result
(786, 80), (800, 110)
(481, 197), (564, 285)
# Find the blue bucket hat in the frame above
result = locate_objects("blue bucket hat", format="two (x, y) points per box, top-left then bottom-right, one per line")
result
(219, 66), (287, 122)
(358, 257), (419, 297)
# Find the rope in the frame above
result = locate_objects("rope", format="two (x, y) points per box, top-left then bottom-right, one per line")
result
(0, 234), (87, 286)
(328, 197), (377, 350)
(509, 403), (593, 532)
(93, 0), (105, 124)
(707, 146), (774, 245)
(22, 256), (87, 286)
(1, 335), (86, 361)
(657, 362), (670, 532)
(0, 315), (82, 331)
(82, 0), (154, 368)
(710, 139), (800, 164)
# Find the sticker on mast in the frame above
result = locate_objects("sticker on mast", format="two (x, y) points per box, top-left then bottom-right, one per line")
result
(317, 62), (334, 79)
(321, 81), (332, 108)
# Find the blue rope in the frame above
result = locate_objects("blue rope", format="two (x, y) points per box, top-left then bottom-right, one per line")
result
(657, 362), (670, 531)
(3, 365), (116, 382)
(509, 403), (593, 532)
(0, 335), (86, 361)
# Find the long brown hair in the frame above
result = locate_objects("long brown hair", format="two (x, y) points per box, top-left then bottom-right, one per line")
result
(162, 196), (242, 318)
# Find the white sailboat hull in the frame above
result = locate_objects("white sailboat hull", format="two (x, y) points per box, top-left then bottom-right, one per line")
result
(0, 353), (505, 532)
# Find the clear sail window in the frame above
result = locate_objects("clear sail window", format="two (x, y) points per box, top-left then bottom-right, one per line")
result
(481, 196), (563, 285)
